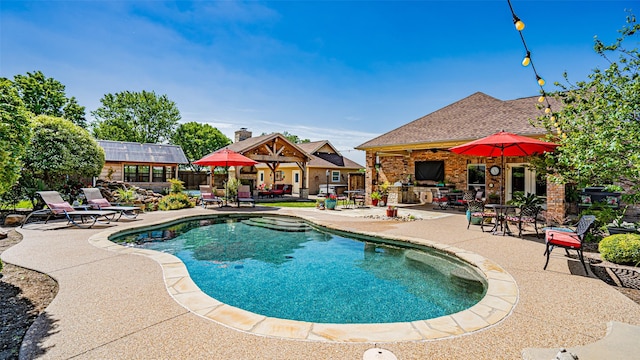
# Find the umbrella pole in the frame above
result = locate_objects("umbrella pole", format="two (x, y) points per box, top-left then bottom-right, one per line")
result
(222, 165), (231, 207)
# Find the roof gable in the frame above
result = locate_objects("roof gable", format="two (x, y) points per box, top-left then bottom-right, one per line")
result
(356, 92), (558, 150)
(98, 140), (188, 164)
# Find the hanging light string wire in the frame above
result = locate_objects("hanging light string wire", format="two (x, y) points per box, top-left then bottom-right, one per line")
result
(506, 0), (563, 138)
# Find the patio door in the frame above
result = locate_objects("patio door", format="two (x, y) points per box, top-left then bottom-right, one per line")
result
(292, 170), (301, 194)
(505, 163), (546, 201)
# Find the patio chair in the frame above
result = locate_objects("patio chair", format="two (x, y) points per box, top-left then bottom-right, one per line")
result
(543, 215), (596, 272)
(236, 185), (255, 207)
(82, 188), (141, 220)
(432, 190), (449, 210)
(198, 185), (224, 208)
(504, 203), (541, 238)
(22, 191), (117, 228)
(466, 199), (486, 229)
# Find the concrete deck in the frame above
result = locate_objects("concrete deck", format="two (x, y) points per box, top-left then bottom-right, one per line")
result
(3, 205), (640, 359)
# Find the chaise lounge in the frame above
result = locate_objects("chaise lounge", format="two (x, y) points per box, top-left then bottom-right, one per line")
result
(82, 188), (142, 220)
(22, 191), (117, 228)
(199, 185), (224, 208)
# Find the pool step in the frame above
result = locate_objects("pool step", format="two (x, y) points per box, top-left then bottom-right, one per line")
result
(241, 217), (312, 232)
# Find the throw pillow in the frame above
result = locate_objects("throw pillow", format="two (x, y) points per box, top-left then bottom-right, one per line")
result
(89, 198), (111, 208)
(605, 196), (619, 206)
(48, 202), (75, 214)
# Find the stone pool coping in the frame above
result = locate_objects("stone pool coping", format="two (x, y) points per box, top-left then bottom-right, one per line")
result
(88, 212), (518, 343)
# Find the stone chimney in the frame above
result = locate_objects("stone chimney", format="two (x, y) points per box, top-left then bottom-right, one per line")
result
(235, 128), (252, 143)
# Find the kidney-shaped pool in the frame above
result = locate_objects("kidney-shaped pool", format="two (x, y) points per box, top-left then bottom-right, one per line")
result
(111, 215), (487, 324)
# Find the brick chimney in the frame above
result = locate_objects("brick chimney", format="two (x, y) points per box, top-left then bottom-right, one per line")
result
(235, 128), (252, 143)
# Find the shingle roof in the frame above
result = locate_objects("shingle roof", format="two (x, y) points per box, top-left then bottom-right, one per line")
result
(356, 92), (558, 150)
(98, 140), (188, 164)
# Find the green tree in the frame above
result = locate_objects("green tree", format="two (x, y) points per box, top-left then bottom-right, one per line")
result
(0, 78), (31, 196)
(91, 90), (181, 143)
(12, 70), (87, 127)
(23, 115), (104, 191)
(538, 13), (640, 195)
(171, 122), (231, 171)
(283, 131), (310, 144)
(261, 131), (311, 144)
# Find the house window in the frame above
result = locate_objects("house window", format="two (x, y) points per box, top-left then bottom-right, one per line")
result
(468, 164), (486, 191)
(275, 170), (285, 181)
(152, 166), (171, 182)
(332, 171), (340, 182)
(124, 165), (150, 182)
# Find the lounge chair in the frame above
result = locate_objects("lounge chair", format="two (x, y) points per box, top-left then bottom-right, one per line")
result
(22, 191), (117, 228)
(543, 215), (596, 272)
(236, 185), (255, 207)
(81, 188), (141, 221)
(199, 185), (223, 208)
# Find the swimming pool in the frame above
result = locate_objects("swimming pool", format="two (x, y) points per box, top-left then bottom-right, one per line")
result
(112, 215), (486, 324)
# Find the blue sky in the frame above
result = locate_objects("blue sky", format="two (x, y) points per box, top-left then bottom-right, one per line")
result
(1, 1), (634, 165)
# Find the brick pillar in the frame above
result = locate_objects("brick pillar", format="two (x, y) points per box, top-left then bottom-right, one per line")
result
(546, 177), (566, 225)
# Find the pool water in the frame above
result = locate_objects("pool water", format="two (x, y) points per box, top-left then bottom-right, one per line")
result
(113, 216), (485, 324)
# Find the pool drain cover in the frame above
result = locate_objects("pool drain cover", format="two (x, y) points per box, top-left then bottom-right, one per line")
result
(363, 348), (398, 360)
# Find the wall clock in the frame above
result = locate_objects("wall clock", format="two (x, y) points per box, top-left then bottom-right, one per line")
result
(489, 165), (501, 176)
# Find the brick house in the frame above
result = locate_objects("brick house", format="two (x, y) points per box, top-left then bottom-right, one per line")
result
(356, 92), (565, 221)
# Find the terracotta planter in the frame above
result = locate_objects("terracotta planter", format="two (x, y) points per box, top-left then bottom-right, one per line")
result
(386, 208), (397, 217)
(372, 199), (379, 206)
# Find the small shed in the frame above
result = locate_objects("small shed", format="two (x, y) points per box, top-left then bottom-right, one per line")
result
(97, 140), (188, 192)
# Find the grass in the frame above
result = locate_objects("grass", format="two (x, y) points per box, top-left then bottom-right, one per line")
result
(260, 201), (317, 208)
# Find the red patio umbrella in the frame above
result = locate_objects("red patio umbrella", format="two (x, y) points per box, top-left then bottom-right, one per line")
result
(449, 131), (559, 204)
(194, 148), (258, 205)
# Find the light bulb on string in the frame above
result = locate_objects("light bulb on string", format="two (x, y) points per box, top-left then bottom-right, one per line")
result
(513, 15), (525, 31)
(538, 95), (545, 103)
(556, 128), (562, 135)
(544, 106), (551, 114)
(562, 133), (567, 140)
(550, 115), (556, 122)
(522, 51), (531, 66)
(537, 75), (545, 86)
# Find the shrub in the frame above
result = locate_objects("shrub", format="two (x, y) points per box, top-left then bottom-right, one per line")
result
(114, 187), (137, 204)
(158, 192), (195, 211)
(599, 233), (640, 265)
(168, 178), (185, 194)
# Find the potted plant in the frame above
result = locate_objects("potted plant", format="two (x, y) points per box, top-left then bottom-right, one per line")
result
(606, 206), (638, 234)
(325, 193), (337, 210)
(386, 205), (398, 218)
(379, 181), (391, 206)
(371, 191), (381, 206)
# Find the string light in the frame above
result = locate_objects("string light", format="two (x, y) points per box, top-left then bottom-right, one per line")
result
(512, 15), (525, 31)
(522, 51), (531, 66)
(507, 0), (561, 138)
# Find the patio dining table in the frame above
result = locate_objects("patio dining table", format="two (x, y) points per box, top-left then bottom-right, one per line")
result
(484, 204), (518, 236)
(344, 190), (365, 208)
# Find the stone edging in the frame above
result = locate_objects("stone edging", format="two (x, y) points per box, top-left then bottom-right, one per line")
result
(88, 212), (518, 343)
